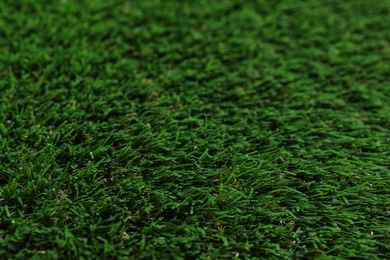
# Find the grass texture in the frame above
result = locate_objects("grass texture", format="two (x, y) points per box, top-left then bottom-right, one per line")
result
(0, 0), (389, 259)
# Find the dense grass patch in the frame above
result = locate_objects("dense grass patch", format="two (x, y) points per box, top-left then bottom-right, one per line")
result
(0, 0), (389, 259)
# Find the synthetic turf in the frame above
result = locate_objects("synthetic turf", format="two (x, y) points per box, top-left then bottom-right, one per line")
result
(0, 0), (389, 259)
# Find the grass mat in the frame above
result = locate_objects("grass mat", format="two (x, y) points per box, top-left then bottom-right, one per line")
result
(0, 0), (389, 259)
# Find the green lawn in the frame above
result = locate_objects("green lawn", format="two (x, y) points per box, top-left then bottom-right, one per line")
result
(1, 0), (389, 259)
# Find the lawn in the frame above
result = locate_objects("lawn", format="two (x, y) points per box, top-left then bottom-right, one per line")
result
(0, 0), (389, 259)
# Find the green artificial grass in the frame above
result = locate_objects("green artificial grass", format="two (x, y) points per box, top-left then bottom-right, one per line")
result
(1, 0), (389, 259)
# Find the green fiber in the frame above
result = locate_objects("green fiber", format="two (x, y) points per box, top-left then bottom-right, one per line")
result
(0, 0), (389, 259)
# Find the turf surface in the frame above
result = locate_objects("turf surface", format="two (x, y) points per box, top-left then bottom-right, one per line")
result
(0, 0), (389, 259)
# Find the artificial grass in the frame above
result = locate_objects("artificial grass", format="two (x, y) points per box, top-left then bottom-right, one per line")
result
(0, 0), (389, 259)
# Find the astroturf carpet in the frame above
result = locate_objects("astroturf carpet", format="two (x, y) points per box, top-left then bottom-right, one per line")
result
(0, 0), (389, 259)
